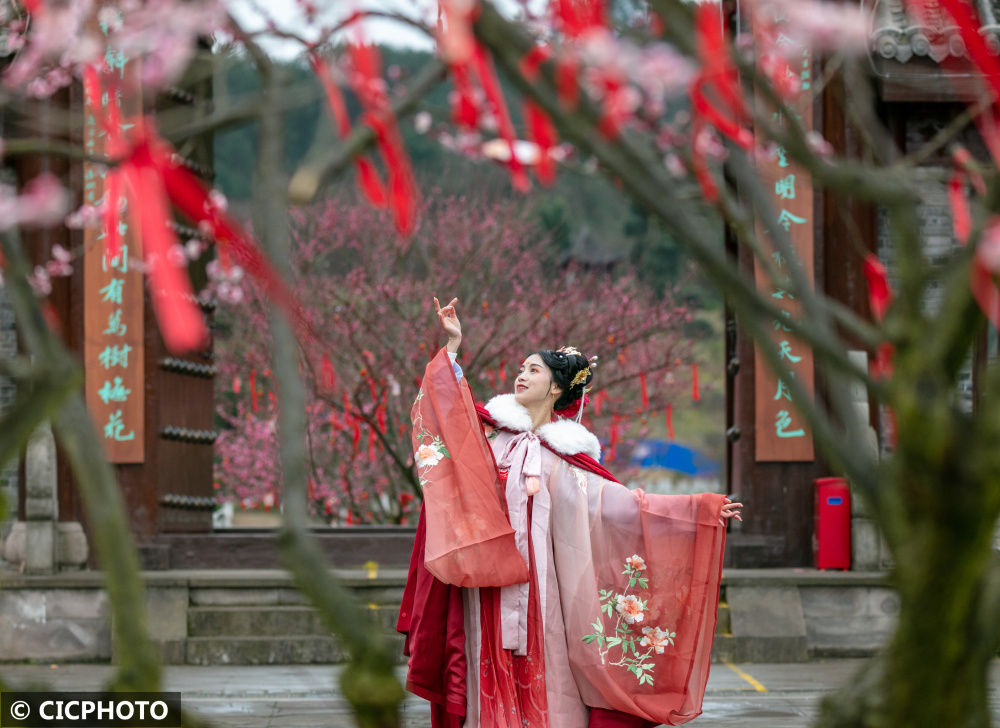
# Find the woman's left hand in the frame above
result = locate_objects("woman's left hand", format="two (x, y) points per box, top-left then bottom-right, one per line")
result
(721, 497), (743, 523)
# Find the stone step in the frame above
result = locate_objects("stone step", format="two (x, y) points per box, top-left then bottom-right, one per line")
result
(716, 601), (731, 635)
(710, 634), (810, 663)
(185, 633), (405, 665)
(186, 635), (345, 665)
(188, 604), (401, 638)
(188, 606), (327, 637)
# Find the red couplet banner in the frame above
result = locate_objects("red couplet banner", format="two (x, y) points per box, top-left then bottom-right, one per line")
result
(751, 8), (815, 463)
(82, 55), (145, 463)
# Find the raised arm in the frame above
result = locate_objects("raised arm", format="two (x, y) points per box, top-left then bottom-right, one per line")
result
(433, 296), (462, 354)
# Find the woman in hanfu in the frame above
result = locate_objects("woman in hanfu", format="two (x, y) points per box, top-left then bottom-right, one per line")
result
(397, 297), (742, 728)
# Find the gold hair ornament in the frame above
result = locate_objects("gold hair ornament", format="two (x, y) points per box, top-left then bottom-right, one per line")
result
(570, 366), (591, 389)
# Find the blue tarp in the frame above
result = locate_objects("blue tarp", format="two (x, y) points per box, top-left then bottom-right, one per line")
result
(628, 440), (720, 476)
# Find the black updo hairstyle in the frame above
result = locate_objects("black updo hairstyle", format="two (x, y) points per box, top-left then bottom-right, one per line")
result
(537, 349), (593, 411)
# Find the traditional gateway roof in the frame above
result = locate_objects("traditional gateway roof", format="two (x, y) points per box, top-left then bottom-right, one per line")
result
(869, 0), (1000, 64)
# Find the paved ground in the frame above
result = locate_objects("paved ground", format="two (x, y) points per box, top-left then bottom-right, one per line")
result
(3, 660), (1000, 727)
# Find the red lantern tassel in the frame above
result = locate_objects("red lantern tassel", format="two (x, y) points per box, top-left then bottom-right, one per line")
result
(639, 372), (649, 410)
(863, 254), (892, 321)
(691, 363), (700, 402)
(666, 403), (674, 441)
(949, 167), (972, 244)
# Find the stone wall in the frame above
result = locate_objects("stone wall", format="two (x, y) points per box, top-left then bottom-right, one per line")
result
(1, 568), (895, 664)
(0, 287), (18, 540)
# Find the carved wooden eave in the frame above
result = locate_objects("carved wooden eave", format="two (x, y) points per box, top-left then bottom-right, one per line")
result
(866, 0), (1000, 101)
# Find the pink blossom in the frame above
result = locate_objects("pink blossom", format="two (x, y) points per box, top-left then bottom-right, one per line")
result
(640, 625), (675, 654)
(694, 127), (727, 162)
(0, 173), (70, 229)
(664, 153), (686, 178)
(167, 244), (188, 268)
(806, 131), (834, 158)
(4, 0), (97, 90)
(749, 0), (871, 58)
(185, 239), (206, 260)
(29, 266), (52, 296)
(977, 222), (1000, 273)
(45, 244), (73, 278)
(52, 244), (72, 263)
(626, 554), (647, 571)
(414, 111), (433, 134)
(98, 6), (125, 32)
(415, 444), (444, 469)
(615, 594), (645, 624)
(208, 189), (229, 212)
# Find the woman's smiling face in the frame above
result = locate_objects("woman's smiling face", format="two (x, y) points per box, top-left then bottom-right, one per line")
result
(514, 353), (560, 407)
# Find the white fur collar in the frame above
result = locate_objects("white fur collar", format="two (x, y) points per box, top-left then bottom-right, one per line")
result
(484, 394), (602, 461)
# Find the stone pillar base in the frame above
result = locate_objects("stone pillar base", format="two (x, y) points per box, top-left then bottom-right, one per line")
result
(3, 521), (90, 572)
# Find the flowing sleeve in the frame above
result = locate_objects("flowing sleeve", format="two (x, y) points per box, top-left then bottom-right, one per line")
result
(411, 348), (529, 587)
(548, 460), (726, 726)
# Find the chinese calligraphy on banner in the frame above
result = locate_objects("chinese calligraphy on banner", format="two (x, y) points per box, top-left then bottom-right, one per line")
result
(83, 48), (144, 463)
(752, 10), (815, 462)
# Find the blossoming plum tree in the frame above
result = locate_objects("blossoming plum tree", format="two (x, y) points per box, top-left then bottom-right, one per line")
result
(3, 0), (1000, 726)
(212, 193), (697, 523)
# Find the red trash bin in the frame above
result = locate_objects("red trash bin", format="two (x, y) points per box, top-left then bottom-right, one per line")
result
(814, 477), (851, 570)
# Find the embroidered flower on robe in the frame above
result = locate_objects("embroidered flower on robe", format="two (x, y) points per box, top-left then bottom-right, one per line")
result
(640, 626), (675, 655)
(615, 594), (645, 624)
(416, 443), (444, 469)
(626, 554), (646, 571)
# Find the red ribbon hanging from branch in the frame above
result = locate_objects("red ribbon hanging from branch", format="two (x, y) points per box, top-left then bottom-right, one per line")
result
(666, 403), (674, 441)
(309, 51), (389, 208)
(691, 362), (700, 402)
(863, 254), (892, 321)
(521, 45), (560, 186)
(688, 3), (751, 202)
(553, 0), (606, 37)
(347, 40), (419, 234)
(472, 43), (530, 192)
(862, 253), (896, 377)
(120, 132), (209, 353)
